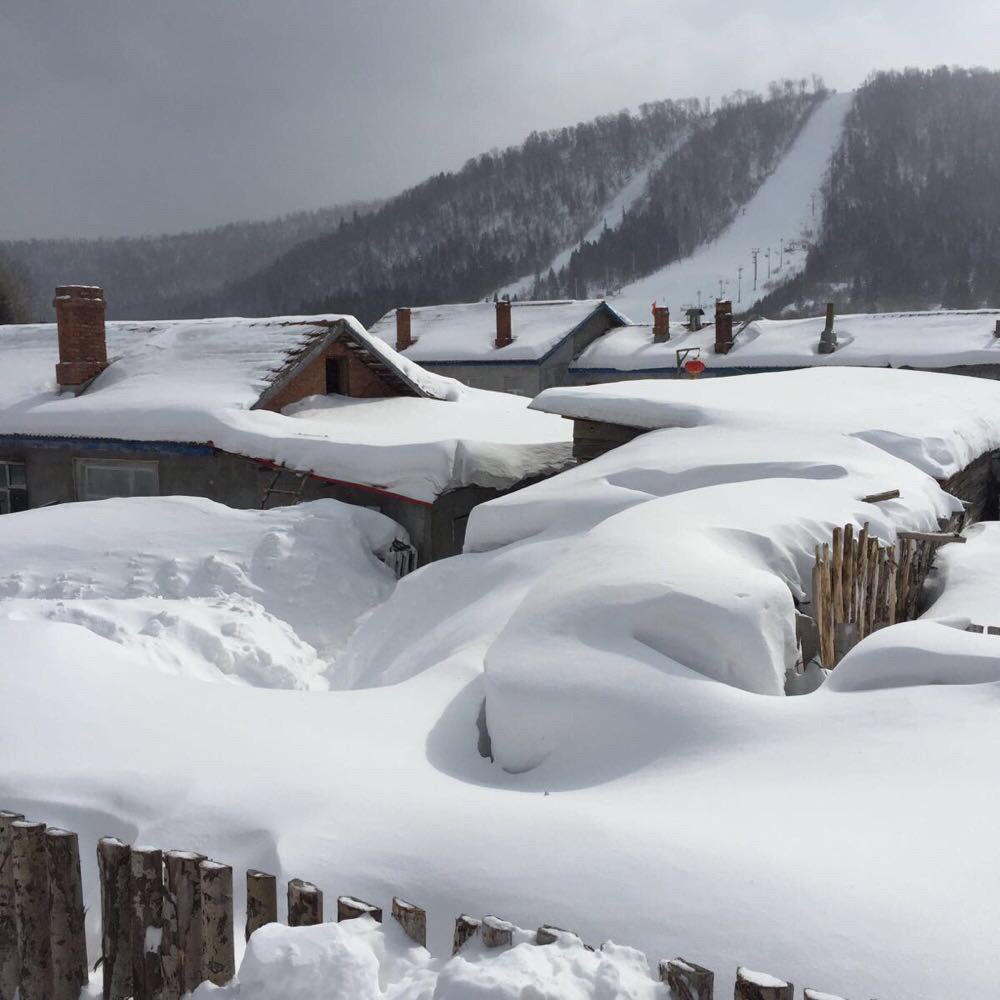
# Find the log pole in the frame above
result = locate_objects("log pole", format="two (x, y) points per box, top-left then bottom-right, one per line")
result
(12, 820), (51, 1000)
(453, 914), (481, 954)
(246, 870), (277, 941)
(45, 828), (88, 1000)
(0, 810), (24, 1000)
(130, 846), (164, 1000)
(735, 966), (793, 999)
(200, 861), (235, 987)
(97, 837), (132, 1000)
(391, 896), (426, 947)
(163, 850), (205, 998)
(660, 956), (715, 999)
(288, 879), (324, 927)
(337, 895), (382, 923)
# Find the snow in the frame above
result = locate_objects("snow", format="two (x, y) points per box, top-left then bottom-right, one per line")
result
(532, 366), (1000, 479)
(738, 966), (789, 988)
(0, 315), (573, 502)
(921, 520), (1000, 628)
(3, 372), (1000, 998)
(574, 309), (1000, 374)
(189, 917), (665, 1000)
(0, 496), (404, 689)
(609, 94), (852, 321)
(497, 137), (686, 301)
(368, 300), (631, 363)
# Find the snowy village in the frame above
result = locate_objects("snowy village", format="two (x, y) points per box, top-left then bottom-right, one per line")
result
(2, 5), (999, 1000)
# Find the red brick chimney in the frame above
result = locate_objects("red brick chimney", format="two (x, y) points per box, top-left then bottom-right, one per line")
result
(714, 299), (734, 355)
(495, 300), (512, 349)
(54, 285), (108, 390)
(395, 307), (413, 351)
(652, 304), (670, 343)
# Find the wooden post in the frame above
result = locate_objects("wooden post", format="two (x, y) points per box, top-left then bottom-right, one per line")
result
(246, 870), (277, 941)
(391, 897), (426, 947)
(481, 915), (514, 948)
(200, 861), (234, 987)
(734, 966), (793, 999)
(660, 956), (714, 999)
(804, 991), (846, 1000)
(288, 879), (324, 927)
(337, 896), (382, 922)
(46, 828), (88, 1000)
(831, 527), (844, 624)
(97, 837), (132, 1000)
(865, 537), (880, 636)
(453, 914), (481, 954)
(12, 820), (52, 1000)
(0, 810), (24, 1000)
(860, 488), (900, 503)
(163, 850), (205, 998)
(842, 524), (854, 622)
(897, 538), (913, 621)
(130, 846), (164, 1000)
(856, 524), (869, 637)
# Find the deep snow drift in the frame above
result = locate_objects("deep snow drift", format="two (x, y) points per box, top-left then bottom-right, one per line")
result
(4, 368), (1000, 999)
(611, 93), (852, 320)
(0, 496), (404, 688)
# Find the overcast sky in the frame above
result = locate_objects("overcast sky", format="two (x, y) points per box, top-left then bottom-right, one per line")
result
(3, 0), (998, 240)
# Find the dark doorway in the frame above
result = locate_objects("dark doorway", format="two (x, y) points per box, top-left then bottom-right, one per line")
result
(325, 358), (344, 394)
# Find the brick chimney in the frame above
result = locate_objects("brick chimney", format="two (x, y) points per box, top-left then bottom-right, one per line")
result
(713, 299), (734, 355)
(395, 307), (413, 351)
(54, 285), (108, 391)
(652, 304), (670, 343)
(495, 299), (512, 349)
(818, 302), (837, 354)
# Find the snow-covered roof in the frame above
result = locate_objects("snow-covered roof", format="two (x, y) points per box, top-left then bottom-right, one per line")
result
(369, 299), (630, 363)
(532, 366), (1000, 479)
(0, 315), (573, 502)
(572, 310), (1000, 373)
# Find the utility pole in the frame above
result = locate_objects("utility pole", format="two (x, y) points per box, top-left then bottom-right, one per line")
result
(751, 249), (760, 291)
(737, 266), (743, 304)
(718, 277), (725, 299)
(697, 289), (703, 309)
(766, 247), (772, 280)
(779, 239), (785, 271)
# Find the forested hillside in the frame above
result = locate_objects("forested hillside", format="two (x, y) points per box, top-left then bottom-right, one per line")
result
(535, 85), (822, 298)
(191, 98), (699, 323)
(1, 203), (378, 321)
(761, 67), (1000, 315)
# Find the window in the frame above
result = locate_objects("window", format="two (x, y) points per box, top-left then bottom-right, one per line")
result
(0, 461), (28, 514)
(75, 460), (159, 502)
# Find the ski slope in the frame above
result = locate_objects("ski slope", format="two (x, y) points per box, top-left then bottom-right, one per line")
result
(611, 93), (852, 320)
(497, 136), (685, 301)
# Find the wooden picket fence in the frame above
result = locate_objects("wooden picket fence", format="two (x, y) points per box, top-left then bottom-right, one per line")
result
(0, 809), (860, 1000)
(809, 516), (965, 668)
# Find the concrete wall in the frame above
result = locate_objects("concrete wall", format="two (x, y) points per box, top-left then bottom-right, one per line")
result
(419, 307), (624, 396)
(0, 438), (522, 565)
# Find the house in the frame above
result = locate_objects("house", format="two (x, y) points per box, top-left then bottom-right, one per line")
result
(368, 298), (631, 397)
(0, 286), (575, 563)
(529, 367), (1000, 524)
(569, 304), (1000, 384)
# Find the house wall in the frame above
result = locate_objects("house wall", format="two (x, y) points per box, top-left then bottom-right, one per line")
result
(261, 340), (396, 412)
(419, 307), (623, 396)
(0, 437), (536, 565)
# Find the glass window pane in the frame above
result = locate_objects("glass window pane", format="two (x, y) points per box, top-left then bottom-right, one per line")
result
(8, 464), (26, 488)
(131, 467), (158, 497)
(0, 465), (8, 487)
(85, 465), (131, 500)
(0, 492), (9, 515)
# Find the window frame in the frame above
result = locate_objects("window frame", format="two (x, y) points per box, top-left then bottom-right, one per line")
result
(0, 460), (28, 514)
(74, 458), (160, 502)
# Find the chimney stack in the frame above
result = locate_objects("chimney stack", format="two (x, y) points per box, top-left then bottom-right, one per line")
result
(818, 302), (837, 354)
(495, 299), (512, 349)
(713, 299), (733, 354)
(54, 285), (108, 391)
(395, 307), (413, 351)
(652, 304), (670, 343)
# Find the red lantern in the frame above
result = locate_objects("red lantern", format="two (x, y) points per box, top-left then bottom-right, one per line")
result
(683, 358), (706, 379)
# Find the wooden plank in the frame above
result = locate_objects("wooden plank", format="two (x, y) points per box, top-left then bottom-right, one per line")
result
(46, 828), (88, 1000)
(97, 838), (132, 1000)
(860, 489), (900, 503)
(0, 810), (24, 1000)
(12, 821), (52, 1000)
(831, 526), (844, 624)
(896, 531), (966, 544)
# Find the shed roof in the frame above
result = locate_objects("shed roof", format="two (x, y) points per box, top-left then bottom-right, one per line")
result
(572, 310), (1000, 373)
(0, 314), (573, 502)
(369, 299), (631, 363)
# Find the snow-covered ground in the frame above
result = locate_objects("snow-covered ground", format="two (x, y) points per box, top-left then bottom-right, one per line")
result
(610, 93), (852, 320)
(0, 497), (405, 688)
(3, 368), (999, 999)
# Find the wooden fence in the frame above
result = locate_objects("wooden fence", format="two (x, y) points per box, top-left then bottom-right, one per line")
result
(0, 809), (859, 1000)
(809, 516), (964, 669)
